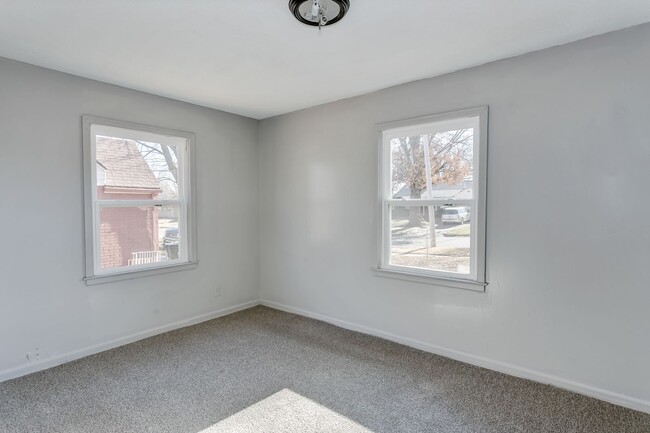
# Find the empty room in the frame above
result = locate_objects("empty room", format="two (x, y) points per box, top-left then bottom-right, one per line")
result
(1, 1), (650, 432)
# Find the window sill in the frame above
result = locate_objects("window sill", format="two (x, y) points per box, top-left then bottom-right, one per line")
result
(371, 267), (487, 292)
(84, 261), (198, 286)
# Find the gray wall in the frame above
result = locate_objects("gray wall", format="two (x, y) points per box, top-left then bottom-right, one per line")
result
(258, 24), (650, 408)
(0, 57), (259, 377)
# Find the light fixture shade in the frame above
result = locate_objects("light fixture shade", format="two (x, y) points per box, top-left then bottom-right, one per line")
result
(289, 0), (350, 27)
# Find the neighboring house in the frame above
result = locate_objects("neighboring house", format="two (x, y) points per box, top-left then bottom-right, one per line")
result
(393, 177), (473, 220)
(394, 177), (473, 201)
(96, 137), (162, 269)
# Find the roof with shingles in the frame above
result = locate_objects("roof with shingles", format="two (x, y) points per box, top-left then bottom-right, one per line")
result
(96, 137), (160, 190)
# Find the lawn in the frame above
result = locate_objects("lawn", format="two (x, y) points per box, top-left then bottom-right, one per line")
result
(442, 224), (471, 237)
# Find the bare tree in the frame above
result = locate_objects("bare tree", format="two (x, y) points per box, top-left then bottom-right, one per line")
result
(136, 141), (178, 187)
(392, 130), (473, 232)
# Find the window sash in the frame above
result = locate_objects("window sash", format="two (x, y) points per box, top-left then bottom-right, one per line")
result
(385, 199), (473, 207)
(382, 203), (477, 281)
(95, 199), (184, 207)
(93, 202), (189, 276)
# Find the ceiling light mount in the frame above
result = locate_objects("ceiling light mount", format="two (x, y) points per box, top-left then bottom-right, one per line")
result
(289, 0), (350, 29)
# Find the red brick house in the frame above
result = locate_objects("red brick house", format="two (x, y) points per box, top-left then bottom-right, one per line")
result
(96, 137), (162, 269)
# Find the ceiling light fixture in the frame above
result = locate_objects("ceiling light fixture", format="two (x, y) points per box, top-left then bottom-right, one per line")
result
(289, 0), (350, 29)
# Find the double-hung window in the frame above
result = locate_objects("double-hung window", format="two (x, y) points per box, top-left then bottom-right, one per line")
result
(376, 107), (488, 291)
(82, 116), (197, 284)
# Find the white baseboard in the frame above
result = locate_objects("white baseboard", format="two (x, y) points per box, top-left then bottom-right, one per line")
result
(0, 300), (260, 383)
(260, 299), (650, 415)
(4, 298), (648, 415)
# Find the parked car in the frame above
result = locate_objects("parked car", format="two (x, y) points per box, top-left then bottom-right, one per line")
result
(441, 207), (470, 224)
(163, 227), (179, 259)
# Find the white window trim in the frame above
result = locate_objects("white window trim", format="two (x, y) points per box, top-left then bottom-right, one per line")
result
(373, 106), (488, 292)
(82, 115), (198, 286)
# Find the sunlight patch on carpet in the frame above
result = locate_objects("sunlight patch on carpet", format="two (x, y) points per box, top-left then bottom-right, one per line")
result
(199, 389), (374, 433)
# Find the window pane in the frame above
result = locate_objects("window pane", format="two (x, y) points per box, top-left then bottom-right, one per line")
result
(96, 135), (181, 200)
(99, 206), (181, 271)
(389, 205), (471, 275)
(390, 129), (474, 200)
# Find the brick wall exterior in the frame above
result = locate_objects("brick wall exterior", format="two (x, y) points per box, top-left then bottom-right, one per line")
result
(98, 188), (159, 269)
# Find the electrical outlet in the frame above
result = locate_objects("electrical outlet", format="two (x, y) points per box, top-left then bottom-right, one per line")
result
(215, 285), (222, 298)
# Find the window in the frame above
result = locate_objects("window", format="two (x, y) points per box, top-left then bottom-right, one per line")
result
(375, 107), (488, 291)
(82, 116), (197, 284)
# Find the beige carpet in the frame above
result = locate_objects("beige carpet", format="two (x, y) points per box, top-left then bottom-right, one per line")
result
(1, 306), (649, 432)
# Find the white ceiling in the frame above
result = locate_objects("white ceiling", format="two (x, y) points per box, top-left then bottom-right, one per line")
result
(1, 0), (649, 119)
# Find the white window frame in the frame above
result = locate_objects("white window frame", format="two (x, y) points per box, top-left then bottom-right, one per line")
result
(373, 106), (488, 292)
(82, 116), (198, 285)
